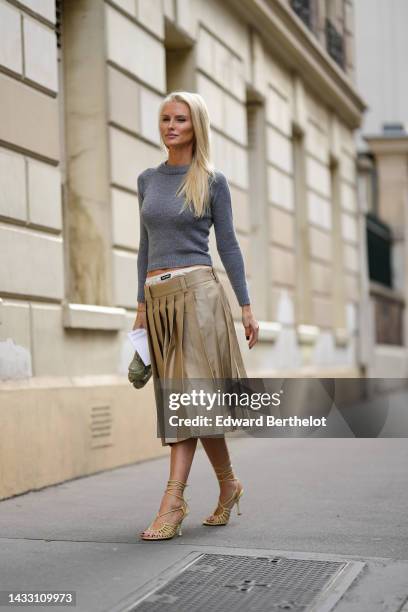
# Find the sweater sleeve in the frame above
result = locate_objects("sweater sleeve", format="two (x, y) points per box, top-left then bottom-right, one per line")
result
(211, 172), (251, 307)
(137, 173), (149, 304)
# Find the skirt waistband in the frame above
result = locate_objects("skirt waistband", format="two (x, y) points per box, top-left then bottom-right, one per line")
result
(144, 266), (219, 300)
(145, 265), (210, 286)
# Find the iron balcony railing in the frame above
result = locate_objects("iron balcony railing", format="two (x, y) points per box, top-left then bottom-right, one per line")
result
(367, 214), (404, 346)
(290, 0), (312, 29)
(290, 2), (346, 71)
(366, 212), (392, 288)
(325, 18), (345, 68)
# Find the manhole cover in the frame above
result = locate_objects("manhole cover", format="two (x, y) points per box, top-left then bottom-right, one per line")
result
(122, 553), (364, 612)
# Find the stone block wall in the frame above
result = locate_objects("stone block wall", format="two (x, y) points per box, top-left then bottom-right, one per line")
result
(0, 0), (61, 379)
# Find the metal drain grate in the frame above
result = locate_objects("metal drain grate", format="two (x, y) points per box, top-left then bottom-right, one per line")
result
(125, 553), (363, 612)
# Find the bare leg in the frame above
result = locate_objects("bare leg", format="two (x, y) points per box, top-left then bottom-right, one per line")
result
(199, 436), (243, 520)
(200, 436), (231, 466)
(141, 437), (198, 536)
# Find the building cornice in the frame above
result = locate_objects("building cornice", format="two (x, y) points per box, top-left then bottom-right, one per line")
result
(365, 135), (408, 155)
(228, 0), (366, 128)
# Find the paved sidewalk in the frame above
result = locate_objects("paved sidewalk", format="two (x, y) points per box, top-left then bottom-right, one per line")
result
(0, 432), (407, 611)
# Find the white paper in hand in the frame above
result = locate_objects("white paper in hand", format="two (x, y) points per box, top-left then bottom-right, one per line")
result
(127, 329), (151, 366)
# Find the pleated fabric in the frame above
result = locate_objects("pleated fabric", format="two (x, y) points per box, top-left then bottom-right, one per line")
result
(144, 266), (248, 446)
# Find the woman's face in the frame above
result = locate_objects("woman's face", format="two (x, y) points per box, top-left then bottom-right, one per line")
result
(159, 101), (195, 151)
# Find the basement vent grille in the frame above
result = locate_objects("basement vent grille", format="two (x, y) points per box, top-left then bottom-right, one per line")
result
(90, 405), (113, 449)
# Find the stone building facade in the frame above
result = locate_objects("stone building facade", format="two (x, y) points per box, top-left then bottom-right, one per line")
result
(0, 0), (365, 498)
(355, 0), (408, 379)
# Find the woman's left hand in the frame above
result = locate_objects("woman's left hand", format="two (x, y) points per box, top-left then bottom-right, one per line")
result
(242, 305), (259, 349)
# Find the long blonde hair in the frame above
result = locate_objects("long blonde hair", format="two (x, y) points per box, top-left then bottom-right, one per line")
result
(158, 91), (215, 218)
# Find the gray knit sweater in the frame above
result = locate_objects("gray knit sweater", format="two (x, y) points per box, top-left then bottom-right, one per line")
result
(137, 161), (250, 307)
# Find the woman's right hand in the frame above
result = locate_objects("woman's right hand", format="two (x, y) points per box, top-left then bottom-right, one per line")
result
(132, 308), (147, 330)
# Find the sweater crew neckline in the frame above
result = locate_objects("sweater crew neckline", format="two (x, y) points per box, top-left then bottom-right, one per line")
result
(157, 161), (191, 175)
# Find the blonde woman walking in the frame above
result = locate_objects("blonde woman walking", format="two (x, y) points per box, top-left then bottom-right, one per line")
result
(133, 91), (259, 540)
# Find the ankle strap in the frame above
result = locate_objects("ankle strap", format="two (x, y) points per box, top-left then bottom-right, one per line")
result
(213, 463), (236, 482)
(166, 479), (188, 489)
(164, 479), (189, 501)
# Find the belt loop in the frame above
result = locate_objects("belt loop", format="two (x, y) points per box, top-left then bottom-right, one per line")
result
(212, 267), (219, 282)
(144, 283), (151, 300)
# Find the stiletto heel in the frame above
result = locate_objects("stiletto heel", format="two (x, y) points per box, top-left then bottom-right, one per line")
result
(202, 462), (243, 526)
(140, 479), (189, 541)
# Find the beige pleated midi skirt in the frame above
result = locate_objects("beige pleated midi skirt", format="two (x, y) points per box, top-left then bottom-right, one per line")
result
(144, 266), (249, 446)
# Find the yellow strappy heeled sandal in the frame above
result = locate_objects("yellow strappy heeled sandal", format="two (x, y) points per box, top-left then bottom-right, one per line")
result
(202, 463), (243, 526)
(140, 479), (189, 540)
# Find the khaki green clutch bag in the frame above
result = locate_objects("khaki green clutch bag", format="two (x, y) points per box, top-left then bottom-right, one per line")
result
(128, 351), (152, 389)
